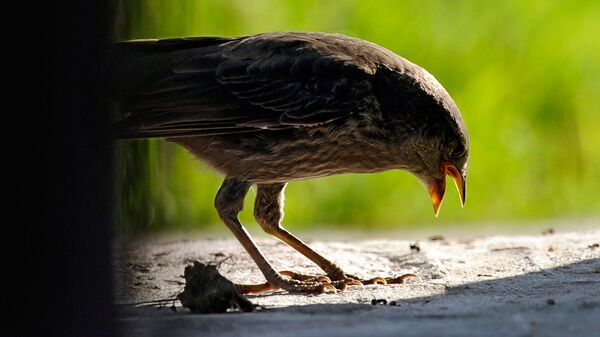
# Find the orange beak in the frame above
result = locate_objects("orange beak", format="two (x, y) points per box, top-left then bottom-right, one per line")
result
(427, 161), (466, 217)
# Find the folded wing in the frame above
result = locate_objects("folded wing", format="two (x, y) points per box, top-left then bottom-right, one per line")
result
(113, 34), (380, 138)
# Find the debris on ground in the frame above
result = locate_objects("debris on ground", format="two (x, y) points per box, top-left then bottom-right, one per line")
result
(409, 241), (421, 252)
(177, 261), (254, 314)
(370, 298), (401, 306)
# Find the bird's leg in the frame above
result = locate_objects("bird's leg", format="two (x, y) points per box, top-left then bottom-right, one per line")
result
(254, 183), (389, 289)
(215, 178), (336, 294)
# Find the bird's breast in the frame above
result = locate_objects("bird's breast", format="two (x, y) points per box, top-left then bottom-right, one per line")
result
(173, 125), (400, 183)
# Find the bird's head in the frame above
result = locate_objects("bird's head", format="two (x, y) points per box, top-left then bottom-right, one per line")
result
(410, 91), (469, 217)
(385, 65), (469, 217)
(416, 132), (469, 217)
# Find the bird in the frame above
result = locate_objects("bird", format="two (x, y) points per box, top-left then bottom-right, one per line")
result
(112, 32), (469, 294)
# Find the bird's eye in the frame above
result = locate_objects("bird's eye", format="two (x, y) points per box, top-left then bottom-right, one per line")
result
(451, 145), (465, 159)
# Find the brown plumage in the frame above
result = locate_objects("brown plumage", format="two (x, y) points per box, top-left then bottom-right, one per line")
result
(113, 32), (469, 293)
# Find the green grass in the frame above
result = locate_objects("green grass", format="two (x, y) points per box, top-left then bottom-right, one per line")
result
(113, 0), (600, 234)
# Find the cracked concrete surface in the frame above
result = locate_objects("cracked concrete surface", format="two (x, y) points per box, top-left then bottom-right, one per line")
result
(115, 227), (600, 337)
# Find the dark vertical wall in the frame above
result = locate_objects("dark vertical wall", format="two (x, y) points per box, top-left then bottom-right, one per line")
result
(23, 2), (115, 336)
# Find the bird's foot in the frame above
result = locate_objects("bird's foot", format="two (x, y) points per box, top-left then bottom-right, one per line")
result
(279, 270), (418, 290)
(235, 272), (338, 295)
(341, 273), (418, 285)
(323, 265), (418, 286)
(234, 272), (419, 294)
(298, 268), (419, 289)
(280, 271), (364, 291)
(383, 274), (420, 284)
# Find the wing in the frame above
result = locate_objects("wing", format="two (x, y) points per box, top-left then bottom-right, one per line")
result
(113, 33), (380, 138)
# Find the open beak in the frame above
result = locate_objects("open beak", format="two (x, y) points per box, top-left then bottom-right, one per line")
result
(427, 161), (466, 217)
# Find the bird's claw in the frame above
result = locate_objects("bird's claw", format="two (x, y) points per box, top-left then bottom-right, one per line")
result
(280, 271), (331, 283)
(235, 272), (338, 294)
(235, 272), (418, 294)
(281, 271), (366, 291)
(384, 273), (419, 284)
(281, 270), (418, 289)
(342, 272), (419, 285)
(362, 276), (387, 285)
(272, 274), (338, 294)
(330, 278), (364, 291)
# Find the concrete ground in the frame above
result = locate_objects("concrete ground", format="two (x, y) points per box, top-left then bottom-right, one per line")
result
(114, 226), (600, 337)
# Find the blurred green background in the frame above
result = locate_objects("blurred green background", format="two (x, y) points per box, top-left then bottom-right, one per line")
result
(113, 0), (600, 234)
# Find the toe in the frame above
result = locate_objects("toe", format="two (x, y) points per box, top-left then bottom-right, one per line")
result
(319, 283), (337, 293)
(363, 277), (387, 285)
(331, 278), (364, 291)
(235, 282), (276, 294)
(280, 271), (332, 283)
(386, 274), (419, 284)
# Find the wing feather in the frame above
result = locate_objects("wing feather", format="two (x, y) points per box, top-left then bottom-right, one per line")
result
(114, 33), (380, 138)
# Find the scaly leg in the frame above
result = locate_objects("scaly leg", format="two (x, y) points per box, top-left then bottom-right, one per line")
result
(254, 183), (413, 289)
(215, 178), (336, 294)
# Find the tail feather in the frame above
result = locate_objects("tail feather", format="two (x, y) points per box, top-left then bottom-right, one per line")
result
(110, 37), (234, 99)
(110, 37), (243, 139)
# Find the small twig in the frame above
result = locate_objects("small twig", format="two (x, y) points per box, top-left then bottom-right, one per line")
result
(214, 255), (234, 268)
(128, 296), (179, 308)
